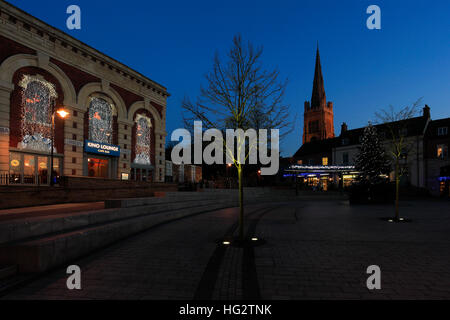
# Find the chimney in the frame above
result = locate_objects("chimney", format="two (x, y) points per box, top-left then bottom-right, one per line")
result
(340, 122), (348, 135)
(423, 105), (431, 119)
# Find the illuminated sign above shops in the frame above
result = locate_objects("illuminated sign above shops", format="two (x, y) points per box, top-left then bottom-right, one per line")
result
(84, 140), (120, 157)
(285, 165), (358, 174)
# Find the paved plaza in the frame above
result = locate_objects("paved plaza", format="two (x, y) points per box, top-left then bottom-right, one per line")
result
(2, 198), (449, 300)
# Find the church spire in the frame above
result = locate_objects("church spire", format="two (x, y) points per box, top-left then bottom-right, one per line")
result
(311, 43), (326, 109)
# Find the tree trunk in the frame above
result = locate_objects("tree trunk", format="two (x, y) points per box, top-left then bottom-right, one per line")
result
(238, 165), (244, 241)
(395, 159), (400, 221)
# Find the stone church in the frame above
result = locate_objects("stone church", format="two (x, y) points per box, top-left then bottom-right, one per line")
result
(303, 46), (335, 144)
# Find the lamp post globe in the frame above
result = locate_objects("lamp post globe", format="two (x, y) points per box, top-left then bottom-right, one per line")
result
(50, 107), (69, 186)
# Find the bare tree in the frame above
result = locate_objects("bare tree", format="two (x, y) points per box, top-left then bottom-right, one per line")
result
(182, 35), (292, 241)
(375, 99), (422, 221)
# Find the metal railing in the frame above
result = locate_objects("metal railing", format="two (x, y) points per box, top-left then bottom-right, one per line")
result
(0, 173), (56, 186)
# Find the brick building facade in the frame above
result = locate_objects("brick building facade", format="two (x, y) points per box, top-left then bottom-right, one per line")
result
(0, 1), (169, 185)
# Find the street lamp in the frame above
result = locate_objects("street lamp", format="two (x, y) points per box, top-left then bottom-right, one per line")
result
(50, 107), (69, 186)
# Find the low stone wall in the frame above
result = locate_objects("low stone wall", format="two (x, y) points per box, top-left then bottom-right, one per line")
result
(0, 176), (178, 209)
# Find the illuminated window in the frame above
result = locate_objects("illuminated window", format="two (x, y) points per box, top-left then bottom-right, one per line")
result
(322, 157), (328, 166)
(297, 160), (303, 165)
(437, 144), (448, 159)
(89, 98), (113, 143)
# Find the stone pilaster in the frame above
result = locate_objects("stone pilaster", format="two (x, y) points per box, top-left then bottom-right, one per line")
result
(155, 129), (167, 182)
(0, 80), (14, 173)
(63, 107), (84, 176)
(118, 120), (132, 179)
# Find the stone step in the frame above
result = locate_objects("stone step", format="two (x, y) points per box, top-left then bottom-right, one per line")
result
(0, 201), (239, 273)
(0, 198), (237, 245)
(105, 194), (237, 208)
(0, 265), (17, 280)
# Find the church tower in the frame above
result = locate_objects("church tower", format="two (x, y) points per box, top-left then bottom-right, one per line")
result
(303, 45), (335, 144)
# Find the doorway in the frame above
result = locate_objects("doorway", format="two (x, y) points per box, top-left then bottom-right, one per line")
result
(87, 158), (109, 178)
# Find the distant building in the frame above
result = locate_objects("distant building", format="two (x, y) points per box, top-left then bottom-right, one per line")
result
(290, 105), (449, 196)
(172, 164), (202, 184)
(424, 116), (450, 196)
(289, 45), (448, 196)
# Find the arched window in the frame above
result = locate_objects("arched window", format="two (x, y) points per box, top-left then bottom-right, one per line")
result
(88, 97), (113, 144)
(18, 75), (57, 152)
(134, 114), (152, 165)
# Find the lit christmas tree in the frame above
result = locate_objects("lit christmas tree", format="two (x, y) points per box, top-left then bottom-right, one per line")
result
(355, 123), (390, 185)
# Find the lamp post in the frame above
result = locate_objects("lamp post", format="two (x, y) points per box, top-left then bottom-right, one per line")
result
(227, 163), (232, 188)
(50, 107), (69, 186)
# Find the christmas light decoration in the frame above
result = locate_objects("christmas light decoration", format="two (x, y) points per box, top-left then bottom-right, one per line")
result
(134, 114), (152, 165)
(354, 123), (390, 184)
(89, 97), (113, 144)
(18, 75), (58, 153)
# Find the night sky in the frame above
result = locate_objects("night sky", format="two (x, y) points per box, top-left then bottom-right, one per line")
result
(7, 0), (450, 156)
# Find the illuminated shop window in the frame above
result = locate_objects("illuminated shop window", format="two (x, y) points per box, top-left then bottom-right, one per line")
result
(134, 114), (152, 165)
(9, 152), (60, 185)
(89, 97), (113, 144)
(18, 75), (58, 153)
(322, 157), (328, 166)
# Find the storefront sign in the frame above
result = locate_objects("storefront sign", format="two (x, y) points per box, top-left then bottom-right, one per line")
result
(84, 140), (120, 157)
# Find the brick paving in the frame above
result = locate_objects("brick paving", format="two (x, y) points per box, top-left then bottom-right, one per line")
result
(1, 199), (449, 300)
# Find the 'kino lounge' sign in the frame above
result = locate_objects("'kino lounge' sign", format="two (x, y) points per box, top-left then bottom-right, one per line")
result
(84, 140), (121, 157)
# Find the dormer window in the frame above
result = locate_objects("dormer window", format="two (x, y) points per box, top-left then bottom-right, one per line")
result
(438, 127), (448, 136)
(342, 138), (350, 146)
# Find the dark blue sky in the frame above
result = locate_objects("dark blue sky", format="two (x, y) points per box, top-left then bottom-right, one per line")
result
(8, 0), (449, 156)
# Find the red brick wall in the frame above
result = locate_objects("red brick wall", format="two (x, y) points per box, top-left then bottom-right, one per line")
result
(50, 58), (100, 94)
(150, 101), (164, 120)
(0, 35), (36, 65)
(110, 83), (143, 110)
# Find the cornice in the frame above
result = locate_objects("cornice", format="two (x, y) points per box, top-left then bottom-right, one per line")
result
(0, 1), (171, 101)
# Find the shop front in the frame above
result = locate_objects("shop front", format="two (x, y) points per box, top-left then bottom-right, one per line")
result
(83, 140), (120, 179)
(130, 164), (154, 182)
(7, 150), (62, 185)
(284, 165), (358, 191)
(439, 165), (450, 197)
